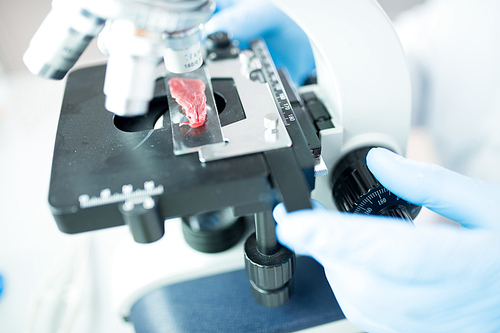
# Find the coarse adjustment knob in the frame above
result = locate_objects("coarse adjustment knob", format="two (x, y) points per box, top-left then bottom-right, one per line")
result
(244, 233), (295, 307)
(331, 147), (421, 222)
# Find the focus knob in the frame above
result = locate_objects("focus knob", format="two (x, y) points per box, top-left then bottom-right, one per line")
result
(331, 147), (421, 223)
(244, 233), (295, 307)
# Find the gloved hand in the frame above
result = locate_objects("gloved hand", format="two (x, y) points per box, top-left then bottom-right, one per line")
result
(204, 0), (315, 86)
(274, 148), (500, 333)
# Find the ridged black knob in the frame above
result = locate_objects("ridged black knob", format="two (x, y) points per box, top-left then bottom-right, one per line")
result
(181, 209), (246, 253)
(244, 233), (295, 307)
(331, 147), (421, 221)
(381, 206), (413, 222)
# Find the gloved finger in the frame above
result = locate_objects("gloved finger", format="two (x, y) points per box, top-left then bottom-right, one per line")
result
(213, 0), (240, 11)
(311, 199), (327, 210)
(274, 208), (500, 283)
(205, 0), (288, 48)
(367, 147), (500, 231)
(272, 200), (326, 224)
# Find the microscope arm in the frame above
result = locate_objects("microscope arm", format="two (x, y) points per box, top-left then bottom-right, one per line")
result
(272, 0), (412, 169)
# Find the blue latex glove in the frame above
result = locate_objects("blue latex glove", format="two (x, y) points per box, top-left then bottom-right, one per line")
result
(204, 0), (315, 86)
(0, 273), (3, 298)
(274, 148), (500, 333)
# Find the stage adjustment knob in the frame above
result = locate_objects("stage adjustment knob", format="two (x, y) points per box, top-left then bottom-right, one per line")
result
(119, 196), (164, 243)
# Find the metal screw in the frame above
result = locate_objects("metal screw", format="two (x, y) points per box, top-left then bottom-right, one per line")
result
(239, 50), (254, 67)
(78, 194), (89, 204)
(122, 184), (133, 194)
(144, 181), (155, 190)
(100, 188), (111, 198)
(123, 200), (135, 212)
(143, 196), (155, 210)
(264, 113), (279, 133)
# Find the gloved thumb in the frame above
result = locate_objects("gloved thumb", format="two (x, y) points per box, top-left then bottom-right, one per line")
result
(367, 148), (500, 231)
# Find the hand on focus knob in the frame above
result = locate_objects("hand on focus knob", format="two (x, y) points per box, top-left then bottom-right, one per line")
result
(274, 148), (500, 333)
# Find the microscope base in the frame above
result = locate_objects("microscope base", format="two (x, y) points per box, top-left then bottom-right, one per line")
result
(129, 256), (345, 333)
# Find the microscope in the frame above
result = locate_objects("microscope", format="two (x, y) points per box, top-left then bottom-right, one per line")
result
(25, 0), (420, 331)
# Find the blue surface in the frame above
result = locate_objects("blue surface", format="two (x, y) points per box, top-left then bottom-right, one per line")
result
(0, 273), (3, 298)
(130, 256), (345, 333)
